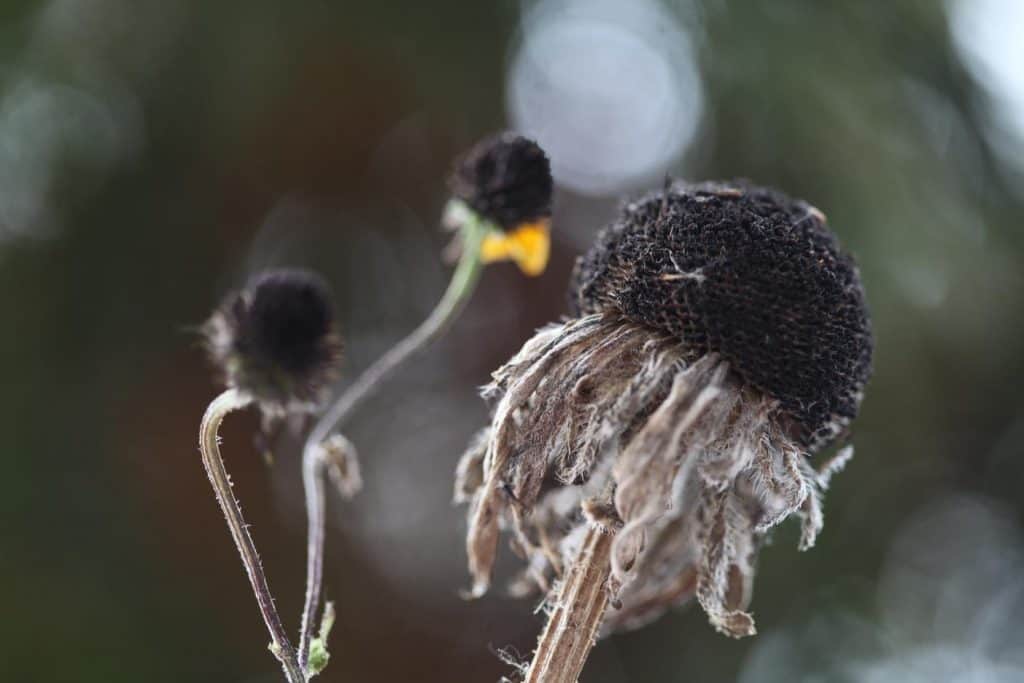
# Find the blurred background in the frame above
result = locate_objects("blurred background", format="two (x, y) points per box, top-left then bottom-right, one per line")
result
(3, 0), (1023, 681)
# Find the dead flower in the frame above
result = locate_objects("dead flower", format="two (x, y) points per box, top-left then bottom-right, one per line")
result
(456, 180), (873, 638)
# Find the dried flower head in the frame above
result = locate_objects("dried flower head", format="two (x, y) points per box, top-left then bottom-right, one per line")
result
(446, 132), (554, 277)
(456, 180), (873, 639)
(572, 180), (872, 449)
(204, 268), (342, 415)
(449, 132), (553, 231)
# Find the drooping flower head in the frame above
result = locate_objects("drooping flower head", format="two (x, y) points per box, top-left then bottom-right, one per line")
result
(445, 132), (553, 277)
(456, 181), (872, 638)
(572, 181), (872, 449)
(204, 268), (342, 415)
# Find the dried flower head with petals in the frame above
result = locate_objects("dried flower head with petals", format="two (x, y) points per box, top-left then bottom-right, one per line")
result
(456, 181), (872, 640)
(204, 268), (342, 415)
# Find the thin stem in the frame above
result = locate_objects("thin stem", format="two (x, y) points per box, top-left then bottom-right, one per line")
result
(297, 217), (489, 666)
(199, 388), (305, 683)
(306, 214), (488, 451)
(523, 524), (616, 683)
(297, 443), (327, 670)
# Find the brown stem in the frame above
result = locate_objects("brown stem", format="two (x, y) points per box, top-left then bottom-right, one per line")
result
(523, 524), (616, 683)
(200, 389), (305, 683)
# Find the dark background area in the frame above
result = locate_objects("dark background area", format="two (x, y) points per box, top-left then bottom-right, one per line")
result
(3, 1), (1023, 681)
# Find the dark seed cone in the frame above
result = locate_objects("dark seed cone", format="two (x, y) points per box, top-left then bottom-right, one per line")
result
(570, 180), (873, 450)
(204, 268), (342, 413)
(449, 132), (553, 230)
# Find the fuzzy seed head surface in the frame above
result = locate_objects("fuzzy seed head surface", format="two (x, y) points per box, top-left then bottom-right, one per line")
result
(570, 180), (873, 449)
(449, 132), (553, 230)
(204, 268), (341, 412)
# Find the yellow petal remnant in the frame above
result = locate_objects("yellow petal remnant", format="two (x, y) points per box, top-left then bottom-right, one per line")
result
(479, 220), (551, 277)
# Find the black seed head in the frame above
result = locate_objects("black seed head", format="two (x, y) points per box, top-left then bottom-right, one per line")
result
(204, 268), (342, 412)
(569, 180), (873, 450)
(449, 132), (553, 230)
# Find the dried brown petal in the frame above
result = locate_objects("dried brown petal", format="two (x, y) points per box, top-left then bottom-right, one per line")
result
(319, 434), (363, 499)
(457, 314), (850, 638)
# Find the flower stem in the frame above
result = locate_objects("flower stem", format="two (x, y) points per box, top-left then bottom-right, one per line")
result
(199, 388), (305, 683)
(297, 216), (488, 667)
(523, 524), (616, 683)
(306, 214), (488, 451)
(298, 443), (327, 672)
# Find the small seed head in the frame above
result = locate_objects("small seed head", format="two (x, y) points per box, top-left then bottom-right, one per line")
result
(204, 268), (341, 413)
(449, 132), (553, 231)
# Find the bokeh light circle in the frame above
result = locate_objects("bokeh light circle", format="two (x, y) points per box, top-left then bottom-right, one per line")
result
(507, 0), (704, 196)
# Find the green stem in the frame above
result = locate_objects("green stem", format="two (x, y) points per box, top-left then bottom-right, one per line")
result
(297, 216), (488, 668)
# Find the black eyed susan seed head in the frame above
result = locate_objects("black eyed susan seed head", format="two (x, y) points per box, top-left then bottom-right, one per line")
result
(204, 268), (341, 414)
(449, 132), (553, 231)
(569, 180), (873, 450)
(457, 179), (874, 640)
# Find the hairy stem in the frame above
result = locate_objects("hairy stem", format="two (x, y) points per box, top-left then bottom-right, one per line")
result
(523, 524), (616, 683)
(199, 388), (305, 683)
(297, 442), (328, 670)
(297, 217), (488, 666)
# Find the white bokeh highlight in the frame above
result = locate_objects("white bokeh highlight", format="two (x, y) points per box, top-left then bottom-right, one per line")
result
(507, 0), (704, 196)
(739, 494), (1024, 683)
(0, 0), (182, 245)
(949, 0), (1024, 166)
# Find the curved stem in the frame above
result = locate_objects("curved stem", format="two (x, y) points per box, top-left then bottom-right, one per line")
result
(200, 388), (305, 683)
(297, 217), (488, 667)
(306, 216), (487, 451)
